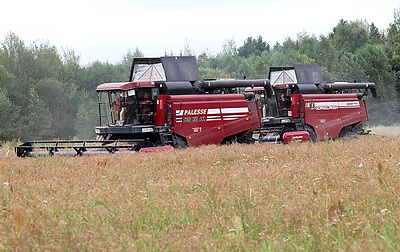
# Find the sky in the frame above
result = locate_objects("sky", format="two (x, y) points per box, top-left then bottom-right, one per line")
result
(1, 0), (399, 65)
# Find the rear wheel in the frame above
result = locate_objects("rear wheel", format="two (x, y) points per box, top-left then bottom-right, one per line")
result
(237, 132), (255, 144)
(339, 127), (358, 139)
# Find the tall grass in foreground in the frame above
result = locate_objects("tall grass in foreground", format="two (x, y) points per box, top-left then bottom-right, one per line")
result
(0, 136), (399, 250)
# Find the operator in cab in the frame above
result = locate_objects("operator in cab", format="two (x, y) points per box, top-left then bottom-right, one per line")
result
(117, 90), (137, 125)
(139, 92), (152, 124)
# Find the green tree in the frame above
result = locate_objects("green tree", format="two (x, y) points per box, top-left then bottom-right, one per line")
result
(329, 19), (369, 53)
(246, 52), (271, 78)
(115, 48), (144, 81)
(81, 61), (121, 93)
(238, 36), (270, 58)
(0, 33), (33, 82)
(0, 89), (20, 141)
(0, 64), (17, 95)
(368, 22), (384, 44)
(387, 11), (400, 68)
(35, 78), (78, 138)
(355, 44), (399, 124)
(29, 41), (63, 80)
(59, 48), (85, 89)
(18, 89), (53, 141)
(74, 90), (98, 139)
(197, 52), (230, 79)
(386, 7), (400, 116)
(296, 33), (320, 61)
(0, 33), (62, 83)
(315, 36), (337, 73)
(269, 37), (315, 66)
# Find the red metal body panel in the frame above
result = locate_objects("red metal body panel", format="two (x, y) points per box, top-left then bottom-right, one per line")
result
(290, 94), (300, 118)
(96, 81), (155, 91)
(282, 131), (310, 143)
(165, 94), (261, 146)
(154, 95), (168, 126)
(139, 145), (174, 153)
(297, 94), (368, 139)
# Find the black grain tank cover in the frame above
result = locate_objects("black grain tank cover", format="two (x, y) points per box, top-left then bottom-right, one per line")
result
(160, 56), (201, 82)
(292, 64), (323, 94)
(156, 81), (198, 95)
(294, 64), (324, 84)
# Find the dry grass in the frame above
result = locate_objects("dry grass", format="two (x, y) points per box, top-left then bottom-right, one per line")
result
(0, 136), (399, 250)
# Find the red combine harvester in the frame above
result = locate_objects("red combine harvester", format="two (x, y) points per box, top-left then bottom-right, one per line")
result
(15, 58), (376, 157)
(16, 56), (272, 156)
(250, 64), (377, 142)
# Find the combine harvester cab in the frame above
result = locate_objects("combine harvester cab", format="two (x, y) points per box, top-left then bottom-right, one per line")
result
(253, 64), (377, 143)
(16, 56), (272, 156)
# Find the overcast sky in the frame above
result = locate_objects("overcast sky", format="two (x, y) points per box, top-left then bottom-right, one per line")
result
(1, 0), (399, 65)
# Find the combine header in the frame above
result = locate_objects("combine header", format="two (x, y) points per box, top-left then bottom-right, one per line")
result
(15, 140), (138, 157)
(15, 58), (377, 157)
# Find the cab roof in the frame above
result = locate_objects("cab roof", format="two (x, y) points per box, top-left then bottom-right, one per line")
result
(96, 81), (155, 91)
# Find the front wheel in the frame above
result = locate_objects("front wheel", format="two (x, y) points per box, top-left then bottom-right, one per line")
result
(304, 125), (317, 142)
(172, 136), (188, 149)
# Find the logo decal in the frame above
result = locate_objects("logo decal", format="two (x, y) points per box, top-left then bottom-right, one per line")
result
(305, 101), (360, 110)
(175, 107), (249, 122)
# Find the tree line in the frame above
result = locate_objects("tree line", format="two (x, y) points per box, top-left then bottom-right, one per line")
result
(1, 12), (399, 142)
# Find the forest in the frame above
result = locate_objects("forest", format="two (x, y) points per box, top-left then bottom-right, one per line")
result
(1, 12), (400, 142)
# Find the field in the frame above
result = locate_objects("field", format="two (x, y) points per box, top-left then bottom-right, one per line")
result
(369, 125), (400, 137)
(0, 134), (399, 250)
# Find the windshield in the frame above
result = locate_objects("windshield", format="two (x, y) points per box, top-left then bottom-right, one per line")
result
(97, 91), (123, 126)
(98, 88), (157, 126)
